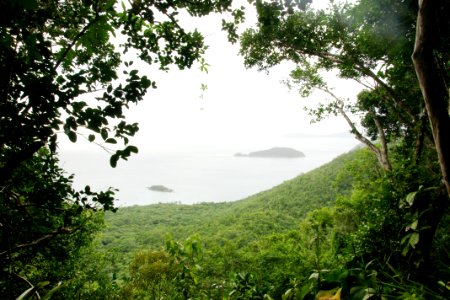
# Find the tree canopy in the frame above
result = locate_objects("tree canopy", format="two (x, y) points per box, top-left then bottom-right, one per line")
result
(240, 0), (449, 176)
(0, 0), (242, 297)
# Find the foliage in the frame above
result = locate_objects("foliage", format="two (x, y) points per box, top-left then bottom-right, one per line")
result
(228, 272), (266, 300)
(236, 1), (450, 297)
(101, 150), (357, 277)
(239, 0), (448, 174)
(0, 149), (112, 298)
(0, 0), (242, 298)
(121, 249), (177, 299)
(100, 144), (450, 299)
(3, 0), (450, 298)
(52, 242), (121, 299)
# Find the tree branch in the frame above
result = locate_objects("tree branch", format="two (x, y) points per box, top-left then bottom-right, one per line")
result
(321, 87), (391, 170)
(370, 109), (392, 170)
(278, 40), (420, 125)
(0, 227), (77, 257)
(54, 11), (100, 71)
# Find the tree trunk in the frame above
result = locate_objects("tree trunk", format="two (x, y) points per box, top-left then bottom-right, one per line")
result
(325, 88), (392, 171)
(412, 0), (450, 196)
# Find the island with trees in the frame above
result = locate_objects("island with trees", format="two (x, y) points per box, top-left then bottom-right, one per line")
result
(147, 185), (174, 193)
(234, 147), (305, 158)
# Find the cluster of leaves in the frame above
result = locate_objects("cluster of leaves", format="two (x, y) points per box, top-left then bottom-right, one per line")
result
(240, 0), (450, 174)
(0, 149), (112, 299)
(0, 0), (244, 298)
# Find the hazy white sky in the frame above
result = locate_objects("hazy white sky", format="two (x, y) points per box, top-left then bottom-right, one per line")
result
(57, 1), (364, 204)
(59, 0), (361, 155)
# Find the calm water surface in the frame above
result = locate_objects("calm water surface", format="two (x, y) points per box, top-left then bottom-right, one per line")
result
(59, 136), (359, 206)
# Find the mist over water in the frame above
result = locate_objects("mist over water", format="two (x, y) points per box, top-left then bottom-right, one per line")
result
(59, 134), (359, 206)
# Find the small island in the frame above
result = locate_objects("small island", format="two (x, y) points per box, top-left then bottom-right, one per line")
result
(234, 147), (305, 158)
(147, 185), (174, 193)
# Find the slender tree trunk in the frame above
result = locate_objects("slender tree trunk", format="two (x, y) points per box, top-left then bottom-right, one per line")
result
(412, 0), (450, 196)
(323, 87), (392, 171)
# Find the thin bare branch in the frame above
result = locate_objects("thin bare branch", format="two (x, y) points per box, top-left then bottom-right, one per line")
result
(0, 227), (77, 257)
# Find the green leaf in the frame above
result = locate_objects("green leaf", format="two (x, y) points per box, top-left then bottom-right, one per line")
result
(402, 244), (410, 256)
(88, 134), (95, 142)
(308, 272), (319, 280)
(409, 220), (418, 230)
(438, 281), (450, 291)
(105, 138), (117, 144)
(127, 145), (138, 153)
(16, 286), (38, 300)
(68, 131), (77, 143)
(401, 233), (411, 245)
(110, 154), (119, 168)
(101, 128), (108, 140)
(405, 191), (418, 207)
(409, 232), (419, 248)
(16, 281), (50, 300)
(41, 282), (64, 300)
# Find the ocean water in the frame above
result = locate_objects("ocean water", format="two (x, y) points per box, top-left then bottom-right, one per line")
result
(59, 136), (359, 206)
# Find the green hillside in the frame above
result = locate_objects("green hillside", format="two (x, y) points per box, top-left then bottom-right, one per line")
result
(100, 150), (358, 278)
(97, 145), (449, 300)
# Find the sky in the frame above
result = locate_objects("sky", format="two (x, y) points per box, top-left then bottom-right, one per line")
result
(56, 0), (364, 205)
(58, 0), (362, 157)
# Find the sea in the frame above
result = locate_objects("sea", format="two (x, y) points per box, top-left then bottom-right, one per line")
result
(58, 135), (360, 206)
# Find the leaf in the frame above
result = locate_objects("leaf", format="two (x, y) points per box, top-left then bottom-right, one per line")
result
(127, 145), (138, 153)
(309, 272), (319, 280)
(350, 286), (375, 300)
(41, 282), (64, 300)
(402, 244), (410, 257)
(16, 286), (38, 300)
(110, 154), (119, 168)
(16, 282), (50, 300)
(409, 232), (419, 248)
(438, 281), (450, 291)
(409, 220), (418, 230)
(405, 191), (418, 207)
(105, 138), (117, 144)
(88, 134), (95, 142)
(401, 233), (411, 245)
(101, 128), (108, 140)
(67, 131), (77, 143)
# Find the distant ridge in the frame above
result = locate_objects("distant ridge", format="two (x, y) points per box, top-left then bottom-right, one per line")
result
(234, 147), (305, 158)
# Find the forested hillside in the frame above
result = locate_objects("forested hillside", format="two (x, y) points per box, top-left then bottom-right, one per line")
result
(101, 149), (357, 270)
(99, 145), (449, 299)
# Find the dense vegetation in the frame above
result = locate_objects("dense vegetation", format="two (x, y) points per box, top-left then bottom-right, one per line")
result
(99, 146), (449, 299)
(1, 0), (449, 299)
(101, 149), (356, 272)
